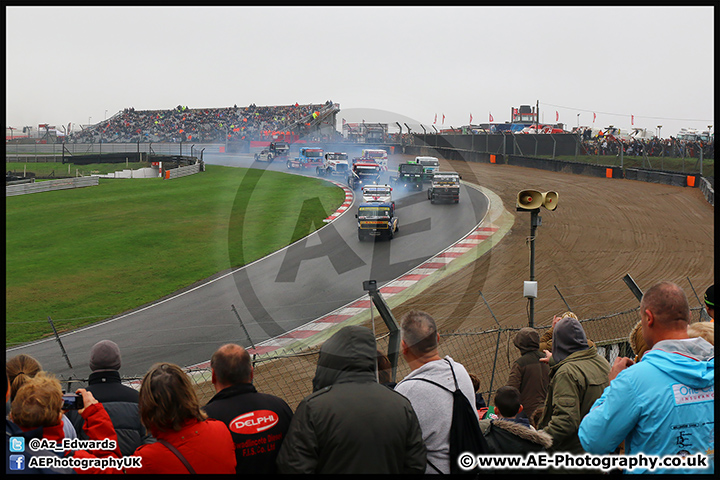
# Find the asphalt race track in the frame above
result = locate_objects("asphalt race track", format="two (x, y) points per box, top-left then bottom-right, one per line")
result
(7, 152), (489, 378)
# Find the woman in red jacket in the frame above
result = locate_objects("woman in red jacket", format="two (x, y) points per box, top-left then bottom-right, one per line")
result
(127, 362), (236, 474)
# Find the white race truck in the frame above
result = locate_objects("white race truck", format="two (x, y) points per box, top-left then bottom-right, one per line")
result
(316, 152), (350, 178)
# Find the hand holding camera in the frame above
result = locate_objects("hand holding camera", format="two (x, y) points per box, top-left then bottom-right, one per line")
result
(62, 388), (98, 414)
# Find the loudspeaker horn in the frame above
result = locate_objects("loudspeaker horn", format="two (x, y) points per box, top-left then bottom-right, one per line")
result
(516, 189), (544, 210)
(543, 191), (558, 211)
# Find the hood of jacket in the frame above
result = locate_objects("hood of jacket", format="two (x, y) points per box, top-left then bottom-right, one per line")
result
(490, 418), (553, 450)
(312, 325), (377, 392)
(552, 317), (588, 363)
(641, 337), (714, 389)
(514, 327), (540, 354)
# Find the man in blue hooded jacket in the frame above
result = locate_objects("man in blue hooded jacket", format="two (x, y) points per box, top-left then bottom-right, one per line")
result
(579, 281), (714, 474)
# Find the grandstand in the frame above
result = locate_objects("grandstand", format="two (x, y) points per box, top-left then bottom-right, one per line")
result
(66, 101), (340, 144)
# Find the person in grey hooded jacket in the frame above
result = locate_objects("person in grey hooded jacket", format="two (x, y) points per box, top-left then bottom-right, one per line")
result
(276, 325), (426, 474)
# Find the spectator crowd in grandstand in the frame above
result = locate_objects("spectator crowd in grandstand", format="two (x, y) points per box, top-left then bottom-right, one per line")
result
(66, 101), (337, 144)
(6, 285), (714, 474)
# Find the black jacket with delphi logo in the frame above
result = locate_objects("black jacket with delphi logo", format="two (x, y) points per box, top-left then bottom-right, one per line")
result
(203, 383), (293, 474)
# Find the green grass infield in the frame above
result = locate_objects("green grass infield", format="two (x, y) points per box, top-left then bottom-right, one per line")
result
(5, 165), (345, 347)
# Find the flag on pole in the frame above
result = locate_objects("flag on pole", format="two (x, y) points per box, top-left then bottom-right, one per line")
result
(442, 114), (445, 125)
(469, 113), (473, 124)
(593, 112), (596, 123)
(434, 113), (437, 124)
(556, 111), (559, 122)
(631, 115), (634, 125)
(489, 112), (494, 122)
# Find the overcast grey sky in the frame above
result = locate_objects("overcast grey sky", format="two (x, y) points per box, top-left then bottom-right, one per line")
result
(5, 6), (714, 137)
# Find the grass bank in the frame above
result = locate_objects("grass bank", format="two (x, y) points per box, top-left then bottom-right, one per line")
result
(5, 165), (345, 347)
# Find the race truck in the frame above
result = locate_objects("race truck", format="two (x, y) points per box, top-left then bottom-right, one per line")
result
(361, 148), (389, 171)
(316, 152), (349, 178)
(270, 141), (290, 157)
(390, 162), (425, 190)
(427, 171), (461, 204)
(356, 201), (399, 241)
(348, 162), (382, 190)
(287, 147), (324, 170)
(361, 184), (394, 208)
(254, 141), (290, 162)
(410, 156), (440, 183)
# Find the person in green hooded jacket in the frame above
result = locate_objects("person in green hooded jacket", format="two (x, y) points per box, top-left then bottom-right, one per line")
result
(536, 316), (610, 455)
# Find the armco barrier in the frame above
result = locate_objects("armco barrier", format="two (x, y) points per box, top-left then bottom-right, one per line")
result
(6, 176), (99, 196)
(699, 177), (714, 206)
(164, 162), (201, 179)
(507, 155), (623, 179)
(625, 168), (698, 188)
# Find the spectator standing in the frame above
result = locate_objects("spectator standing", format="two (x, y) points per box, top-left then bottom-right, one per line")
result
(394, 310), (477, 474)
(5, 372), (74, 474)
(128, 362), (235, 474)
(468, 372), (487, 410)
(704, 284), (714, 321)
(479, 386), (553, 457)
(687, 321), (714, 345)
(276, 325), (426, 474)
(579, 282), (714, 474)
(9, 372), (121, 474)
(376, 349), (397, 388)
(202, 344), (293, 474)
(506, 327), (550, 421)
(6, 353), (77, 440)
(536, 315), (610, 456)
(66, 339), (150, 456)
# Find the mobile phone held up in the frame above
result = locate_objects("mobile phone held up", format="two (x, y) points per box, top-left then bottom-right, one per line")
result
(62, 393), (84, 410)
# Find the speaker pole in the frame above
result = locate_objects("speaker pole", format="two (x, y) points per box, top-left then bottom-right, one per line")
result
(529, 209), (540, 327)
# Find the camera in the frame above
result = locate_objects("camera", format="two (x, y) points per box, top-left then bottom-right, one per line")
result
(62, 393), (84, 410)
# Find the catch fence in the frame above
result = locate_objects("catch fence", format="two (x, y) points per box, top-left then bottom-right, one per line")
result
(54, 306), (708, 411)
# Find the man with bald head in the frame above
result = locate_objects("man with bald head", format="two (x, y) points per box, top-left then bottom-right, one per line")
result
(202, 344), (293, 474)
(394, 310), (478, 474)
(579, 282), (714, 474)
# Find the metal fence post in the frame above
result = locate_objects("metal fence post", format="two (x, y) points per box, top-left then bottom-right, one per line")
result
(47, 316), (73, 370)
(487, 330), (502, 404)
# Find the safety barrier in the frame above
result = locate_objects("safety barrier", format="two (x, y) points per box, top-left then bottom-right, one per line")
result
(699, 177), (714, 206)
(624, 168), (699, 188)
(164, 162), (201, 180)
(6, 176), (99, 197)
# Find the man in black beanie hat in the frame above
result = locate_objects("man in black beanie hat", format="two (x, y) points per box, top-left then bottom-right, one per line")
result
(536, 317), (610, 460)
(67, 340), (151, 455)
